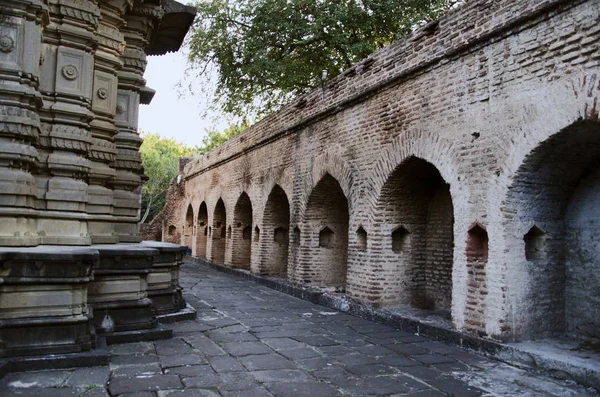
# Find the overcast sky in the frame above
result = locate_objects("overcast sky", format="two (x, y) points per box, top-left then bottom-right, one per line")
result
(139, 51), (227, 147)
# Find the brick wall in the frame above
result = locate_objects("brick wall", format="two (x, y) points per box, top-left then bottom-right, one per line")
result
(158, 0), (600, 341)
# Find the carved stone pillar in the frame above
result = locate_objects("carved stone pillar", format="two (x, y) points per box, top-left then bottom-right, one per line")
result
(87, 1), (129, 244)
(0, 0), (47, 246)
(112, 3), (161, 243)
(36, 0), (100, 245)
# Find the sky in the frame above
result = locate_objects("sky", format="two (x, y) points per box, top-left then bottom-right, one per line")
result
(139, 51), (227, 147)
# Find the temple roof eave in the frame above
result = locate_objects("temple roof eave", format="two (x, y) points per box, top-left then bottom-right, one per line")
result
(147, 0), (196, 56)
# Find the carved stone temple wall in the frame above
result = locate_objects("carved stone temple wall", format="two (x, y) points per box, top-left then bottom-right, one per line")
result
(155, 0), (600, 344)
(0, 0), (195, 359)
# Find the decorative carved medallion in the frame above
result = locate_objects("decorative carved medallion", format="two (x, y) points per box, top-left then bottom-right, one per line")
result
(61, 64), (79, 80)
(97, 88), (108, 99)
(0, 36), (14, 53)
(116, 102), (126, 114)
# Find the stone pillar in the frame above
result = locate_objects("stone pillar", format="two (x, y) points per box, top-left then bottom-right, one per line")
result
(0, 0), (47, 246)
(35, 0), (100, 245)
(112, 3), (162, 243)
(87, 1), (129, 244)
(0, 247), (96, 357)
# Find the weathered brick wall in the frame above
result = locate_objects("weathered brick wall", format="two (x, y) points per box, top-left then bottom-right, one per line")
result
(161, 0), (600, 341)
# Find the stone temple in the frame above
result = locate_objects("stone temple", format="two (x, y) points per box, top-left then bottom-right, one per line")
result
(0, 0), (195, 361)
(152, 0), (600, 347)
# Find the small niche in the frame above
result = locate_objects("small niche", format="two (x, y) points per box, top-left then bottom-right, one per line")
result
(199, 221), (205, 226)
(467, 223), (488, 263)
(204, 226), (208, 236)
(391, 226), (409, 253)
(221, 226), (227, 238)
(274, 227), (288, 243)
(254, 226), (260, 242)
(319, 226), (334, 248)
(356, 227), (367, 251)
(524, 226), (545, 261)
(208, 226), (212, 237)
(254, 226), (260, 241)
(237, 222), (242, 227)
(294, 227), (301, 246)
(168, 225), (176, 236)
(243, 226), (252, 240)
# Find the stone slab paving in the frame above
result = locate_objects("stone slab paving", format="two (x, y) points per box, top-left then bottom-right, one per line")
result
(0, 260), (598, 397)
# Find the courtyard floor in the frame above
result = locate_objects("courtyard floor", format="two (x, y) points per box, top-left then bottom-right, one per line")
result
(0, 260), (598, 397)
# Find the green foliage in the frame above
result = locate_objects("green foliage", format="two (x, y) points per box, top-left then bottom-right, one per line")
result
(197, 120), (249, 154)
(140, 123), (248, 223)
(187, 0), (459, 117)
(140, 131), (197, 223)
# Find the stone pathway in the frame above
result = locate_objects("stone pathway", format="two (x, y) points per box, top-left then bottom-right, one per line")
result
(1, 260), (598, 397)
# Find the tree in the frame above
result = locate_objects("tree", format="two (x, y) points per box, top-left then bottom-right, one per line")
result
(187, 0), (459, 117)
(197, 121), (249, 154)
(139, 123), (248, 223)
(139, 132), (197, 223)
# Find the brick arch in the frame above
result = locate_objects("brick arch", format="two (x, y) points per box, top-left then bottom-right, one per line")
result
(294, 173), (349, 288)
(259, 184), (291, 277)
(368, 156), (454, 313)
(230, 192), (253, 269)
(303, 152), (354, 216)
(367, 131), (460, 217)
(183, 203), (194, 249)
(210, 198), (227, 264)
(195, 201), (209, 259)
(500, 119), (600, 342)
(260, 166), (294, 212)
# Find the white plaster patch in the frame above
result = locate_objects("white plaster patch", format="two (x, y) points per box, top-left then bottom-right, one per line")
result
(200, 316), (222, 321)
(9, 381), (38, 388)
(340, 301), (350, 312)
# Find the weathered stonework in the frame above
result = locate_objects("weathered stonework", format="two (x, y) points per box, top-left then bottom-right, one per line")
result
(155, 0), (600, 343)
(0, 0), (195, 359)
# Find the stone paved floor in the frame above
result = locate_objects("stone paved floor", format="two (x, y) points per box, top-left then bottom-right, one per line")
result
(1, 260), (598, 397)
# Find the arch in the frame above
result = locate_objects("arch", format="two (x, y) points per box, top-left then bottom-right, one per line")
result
(210, 198), (227, 264)
(260, 185), (290, 277)
(368, 131), (459, 221)
(230, 192), (253, 269)
(375, 157), (454, 313)
(195, 201), (208, 258)
(183, 204), (194, 249)
(503, 120), (600, 341)
(309, 152), (354, 207)
(296, 173), (349, 288)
